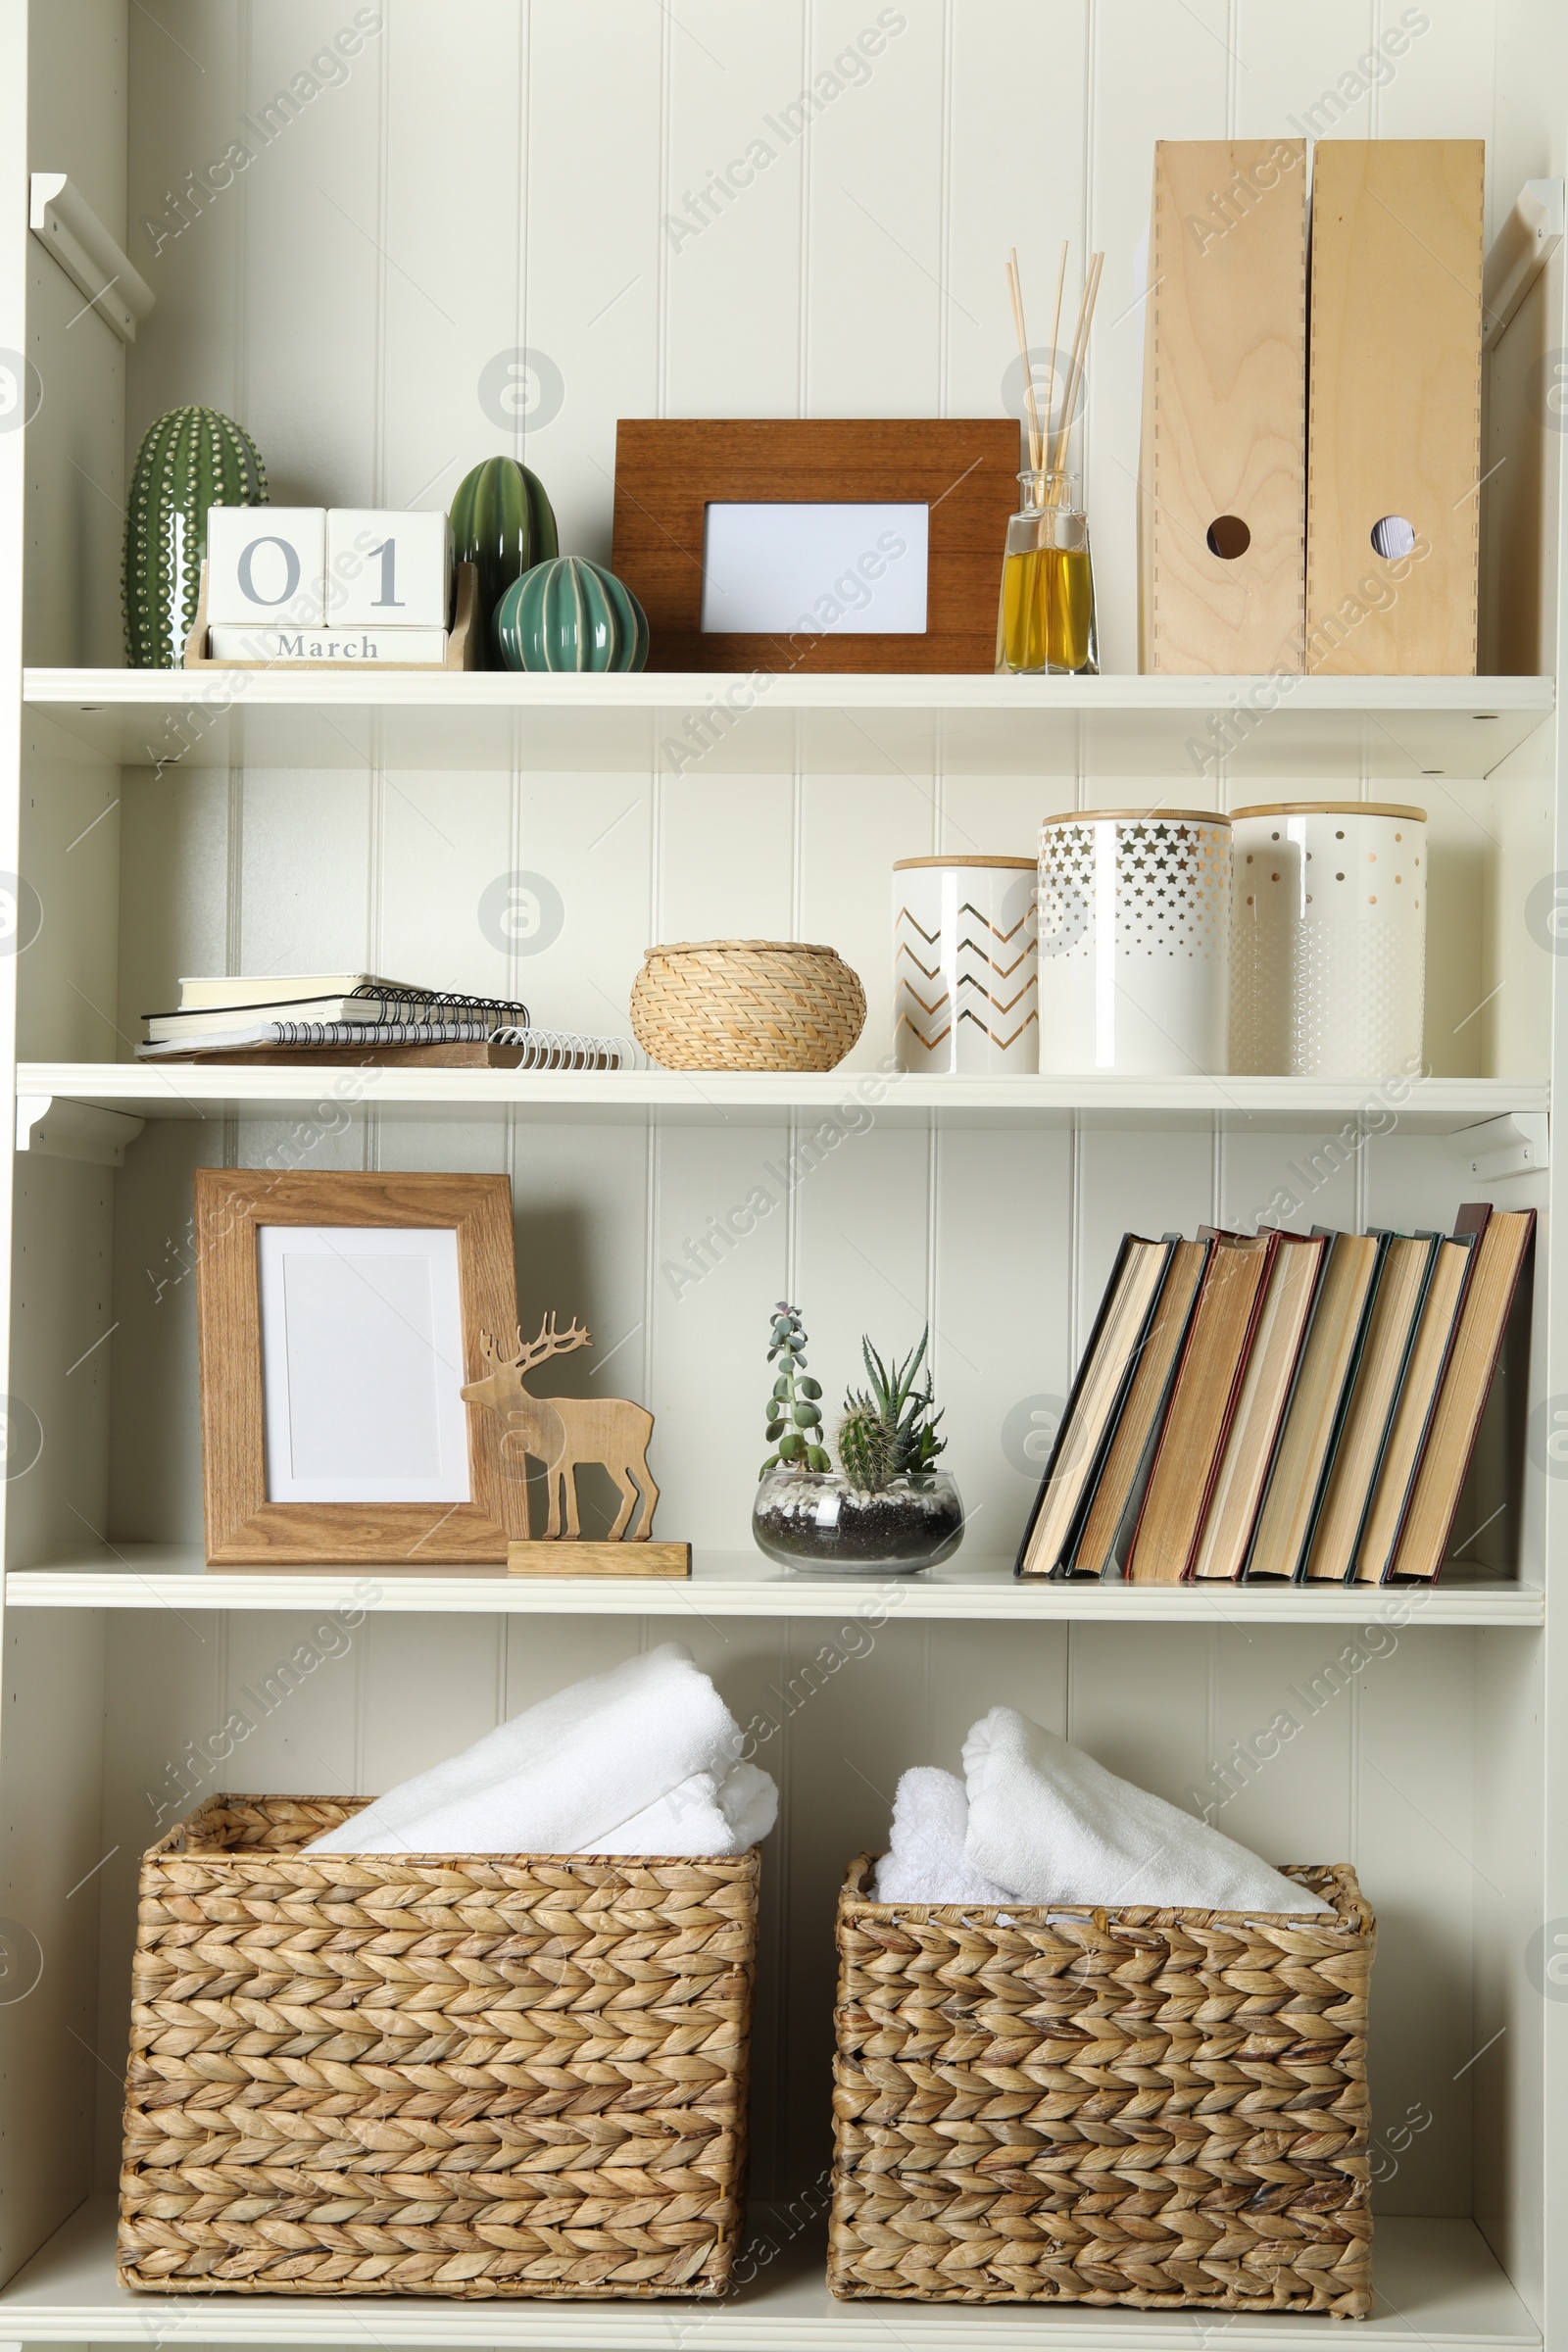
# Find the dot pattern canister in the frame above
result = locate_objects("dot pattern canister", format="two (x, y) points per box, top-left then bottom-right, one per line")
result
(1037, 810), (1232, 1075)
(1230, 803), (1426, 1076)
(893, 857), (1038, 1074)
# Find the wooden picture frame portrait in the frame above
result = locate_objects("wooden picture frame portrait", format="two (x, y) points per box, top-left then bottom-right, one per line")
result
(612, 417), (1021, 672)
(195, 1169), (521, 1565)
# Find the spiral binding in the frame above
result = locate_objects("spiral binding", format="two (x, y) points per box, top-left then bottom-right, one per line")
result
(490, 1027), (640, 1070)
(342, 983), (531, 1022)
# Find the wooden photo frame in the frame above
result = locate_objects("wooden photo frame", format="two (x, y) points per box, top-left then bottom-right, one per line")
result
(612, 418), (1021, 672)
(195, 1169), (521, 1565)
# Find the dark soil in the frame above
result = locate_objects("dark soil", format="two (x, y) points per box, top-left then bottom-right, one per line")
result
(755, 1487), (963, 1568)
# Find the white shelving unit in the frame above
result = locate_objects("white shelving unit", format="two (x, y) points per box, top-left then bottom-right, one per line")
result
(14, 1060), (1548, 1127)
(21, 665), (1556, 775)
(4, 1545), (1544, 1621)
(0, 3), (1564, 2348)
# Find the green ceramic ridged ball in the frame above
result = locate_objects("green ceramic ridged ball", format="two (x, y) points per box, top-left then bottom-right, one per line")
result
(450, 457), (559, 669)
(494, 556), (650, 673)
(122, 407), (269, 667)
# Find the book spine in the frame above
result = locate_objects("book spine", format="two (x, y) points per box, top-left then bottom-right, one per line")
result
(1177, 1233), (1282, 1581)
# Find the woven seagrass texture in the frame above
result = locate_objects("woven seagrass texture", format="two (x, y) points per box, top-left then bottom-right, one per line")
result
(118, 1795), (758, 2299)
(829, 1854), (1374, 2316)
(629, 939), (866, 1071)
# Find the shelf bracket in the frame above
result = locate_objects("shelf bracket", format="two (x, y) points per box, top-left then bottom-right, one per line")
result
(1484, 178), (1564, 351)
(28, 172), (155, 343)
(16, 1095), (145, 1168)
(1456, 1110), (1547, 1183)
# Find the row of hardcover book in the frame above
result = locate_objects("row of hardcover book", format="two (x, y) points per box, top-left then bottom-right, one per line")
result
(1016, 1204), (1535, 1586)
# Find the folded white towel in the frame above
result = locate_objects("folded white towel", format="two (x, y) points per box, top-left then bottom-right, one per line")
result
(588, 1759), (778, 1855)
(963, 1707), (1332, 1914)
(872, 1767), (1014, 1904)
(307, 1641), (772, 1856)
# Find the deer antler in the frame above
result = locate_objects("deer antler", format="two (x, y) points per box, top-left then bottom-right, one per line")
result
(510, 1309), (594, 1377)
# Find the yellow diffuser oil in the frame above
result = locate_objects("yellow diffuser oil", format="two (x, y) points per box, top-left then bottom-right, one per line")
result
(996, 471), (1099, 675)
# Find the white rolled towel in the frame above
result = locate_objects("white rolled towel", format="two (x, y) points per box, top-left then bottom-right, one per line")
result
(307, 1641), (773, 1856)
(872, 1767), (1014, 1904)
(963, 1707), (1332, 1915)
(589, 1760), (777, 1855)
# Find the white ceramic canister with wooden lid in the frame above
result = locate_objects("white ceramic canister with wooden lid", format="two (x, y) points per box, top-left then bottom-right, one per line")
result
(1230, 802), (1426, 1076)
(892, 856), (1038, 1073)
(1037, 808), (1232, 1075)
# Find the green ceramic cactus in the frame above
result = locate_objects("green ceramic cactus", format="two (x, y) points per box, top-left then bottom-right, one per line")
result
(494, 555), (649, 673)
(449, 457), (559, 669)
(122, 407), (268, 668)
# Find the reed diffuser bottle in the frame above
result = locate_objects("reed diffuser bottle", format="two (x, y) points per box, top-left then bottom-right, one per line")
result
(998, 469), (1098, 674)
(998, 243), (1102, 676)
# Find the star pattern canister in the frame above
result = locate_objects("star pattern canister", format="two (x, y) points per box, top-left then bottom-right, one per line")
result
(1037, 809), (1232, 1075)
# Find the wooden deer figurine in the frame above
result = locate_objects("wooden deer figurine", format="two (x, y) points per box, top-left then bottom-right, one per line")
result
(461, 1312), (661, 1542)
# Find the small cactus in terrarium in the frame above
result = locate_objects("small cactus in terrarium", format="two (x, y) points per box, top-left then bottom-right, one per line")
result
(835, 1326), (946, 1493)
(760, 1302), (830, 1476)
(837, 1399), (894, 1492)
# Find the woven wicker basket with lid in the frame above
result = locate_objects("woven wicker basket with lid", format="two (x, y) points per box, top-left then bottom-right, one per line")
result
(630, 939), (866, 1071)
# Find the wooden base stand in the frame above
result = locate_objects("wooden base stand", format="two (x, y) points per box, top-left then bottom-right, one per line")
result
(507, 1540), (692, 1578)
(182, 558), (478, 669)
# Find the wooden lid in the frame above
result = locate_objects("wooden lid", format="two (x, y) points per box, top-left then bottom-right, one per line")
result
(893, 855), (1035, 869)
(1039, 808), (1232, 827)
(1230, 801), (1427, 821)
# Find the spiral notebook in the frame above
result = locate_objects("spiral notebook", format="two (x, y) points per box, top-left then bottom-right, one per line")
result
(145, 977), (530, 1045)
(137, 1022), (634, 1069)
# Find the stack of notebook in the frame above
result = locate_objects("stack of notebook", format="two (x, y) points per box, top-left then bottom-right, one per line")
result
(136, 975), (633, 1070)
(1016, 1204), (1535, 1587)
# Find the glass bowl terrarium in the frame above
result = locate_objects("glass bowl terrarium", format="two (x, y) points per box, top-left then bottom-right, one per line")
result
(750, 1306), (964, 1575)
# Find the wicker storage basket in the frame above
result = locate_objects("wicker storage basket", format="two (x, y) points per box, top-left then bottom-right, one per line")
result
(630, 939), (866, 1071)
(829, 1854), (1374, 2317)
(119, 1795), (758, 2299)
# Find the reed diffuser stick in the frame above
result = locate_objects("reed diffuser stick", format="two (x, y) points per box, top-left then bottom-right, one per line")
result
(1042, 239), (1068, 479)
(1052, 249), (1103, 477)
(1005, 248), (1042, 474)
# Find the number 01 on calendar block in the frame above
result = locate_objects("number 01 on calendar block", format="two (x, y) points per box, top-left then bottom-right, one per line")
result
(328, 509), (452, 630)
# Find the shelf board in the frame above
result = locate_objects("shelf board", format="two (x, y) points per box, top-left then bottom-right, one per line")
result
(23, 667), (1553, 777)
(15, 1064), (1546, 1136)
(0, 2199), (1539, 2348)
(5, 1544), (1542, 1622)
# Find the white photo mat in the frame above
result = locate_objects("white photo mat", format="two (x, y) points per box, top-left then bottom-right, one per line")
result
(257, 1223), (471, 1503)
(699, 501), (929, 634)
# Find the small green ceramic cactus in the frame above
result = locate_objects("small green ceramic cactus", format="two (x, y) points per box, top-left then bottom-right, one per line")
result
(760, 1302), (829, 1476)
(123, 406), (269, 667)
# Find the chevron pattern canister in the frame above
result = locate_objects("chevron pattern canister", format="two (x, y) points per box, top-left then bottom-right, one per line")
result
(893, 857), (1038, 1073)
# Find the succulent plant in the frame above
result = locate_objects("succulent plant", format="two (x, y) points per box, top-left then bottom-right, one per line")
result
(836, 1399), (894, 1493)
(760, 1301), (829, 1477)
(836, 1325), (946, 1490)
